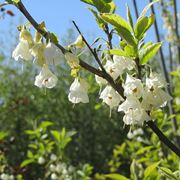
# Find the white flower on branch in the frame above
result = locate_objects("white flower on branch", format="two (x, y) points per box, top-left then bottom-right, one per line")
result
(34, 64), (58, 89)
(113, 55), (136, 71)
(68, 78), (89, 104)
(30, 42), (46, 66)
(44, 42), (63, 65)
(104, 55), (135, 80)
(12, 39), (33, 61)
(118, 97), (150, 125)
(142, 72), (172, 110)
(142, 88), (172, 110)
(124, 74), (144, 99)
(12, 26), (33, 61)
(100, 85), (124, 110)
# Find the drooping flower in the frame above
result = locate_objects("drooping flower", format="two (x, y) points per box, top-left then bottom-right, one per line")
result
(100, 85), (123, 109)
(104, 56), (136, 80)
(113, 55), (136, 71)
(124, 74), (144, 98)
(12, 27), (33, 61)
(12, 40), (33, 61)
(142, 88), (172, 110)
(146, 72), (167, 89)
(142, 72), (172, 110)
(44, 42), (63, 65)
(68, 78), (89, 104)
(30, 42), (46, 66)
(34, 64), (58, 88)
(65, 52), (79, 69)
(104, 60), (123, 80)
(118, 97), (150, 125)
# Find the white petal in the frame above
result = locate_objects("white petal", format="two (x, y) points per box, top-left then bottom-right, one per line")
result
(12, 40), (32, 61)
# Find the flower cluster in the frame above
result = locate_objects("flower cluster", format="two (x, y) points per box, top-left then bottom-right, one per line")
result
(46, 154), (75, 180)
(12, 26), (172, 127)
(0, 173), (14, 180)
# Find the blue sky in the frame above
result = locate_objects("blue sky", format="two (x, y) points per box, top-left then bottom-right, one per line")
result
(0, 0), (179, 49)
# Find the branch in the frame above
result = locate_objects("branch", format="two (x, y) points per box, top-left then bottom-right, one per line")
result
(72, 20), (105, 73)
(10, 0), (180, 156)
(173, 0), (180, 64)
(0, 2), (9, 8)
(132, 0), (139, 19)
(147, 121), (180, 157)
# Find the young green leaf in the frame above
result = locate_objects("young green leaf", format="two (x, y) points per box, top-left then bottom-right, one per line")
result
(159, 167), (178, 180)
(144, 161), (160, 178)
(109, 49), (129, 57)
(134, 15), (155, 40)
(139, 0), (159, 18)
(101, 13), (136, 46)
(126, 5), (134, 31)
(20, 159), (35, 168)
(139, 42), (162, 64)
(81, 0), (116, 13)
(88, 8), (107, 30)
(105, 174), (129, 180)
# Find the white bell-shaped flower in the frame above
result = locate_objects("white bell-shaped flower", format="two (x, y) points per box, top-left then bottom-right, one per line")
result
(118, 97), (150, 125)
(142, 72), (172, 110)
(12, 26), (33, 61)
(100, 85), (124, 109)
(68, 78), (89, 104)
(30, 42), (46, 66)
(44, 42), (63, 65)
(124, 74), (144, 98)
(146, 72), (167, 89)
(104, 60), (123, 80)
(34, 64), (58, 88)
(142, 87), (172, 110)
(12, 39), (33, 61)
(113, 55), (136, 71)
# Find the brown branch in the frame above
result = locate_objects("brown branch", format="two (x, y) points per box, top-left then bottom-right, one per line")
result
(8, 0), (180, 157)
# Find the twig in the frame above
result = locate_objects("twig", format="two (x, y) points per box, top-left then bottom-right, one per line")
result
(132, 0), (139, 19)
(7, 0), (180, 156)
(72, 20), (106, 73)
(0, 2), (9, 8)
(147, 121), (180, 157)
(173, 0), (180, 64)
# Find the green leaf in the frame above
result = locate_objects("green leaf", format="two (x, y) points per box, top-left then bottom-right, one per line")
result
(101, 13), (136, 46)
(51, 130), (60, 142)
(20, 159), (34, 168)
(108, 49), (129, 57)
(126, 5), (134, 31)
(81, 0), (116, 13)
(139, 42), (162, 64)
(135, 15), (155, 40)
(105, 174), (129, 180)
(88, 8), (107, 30)
(0, 131), (8, 141)
(40, 121), (54, 129)
(27, 150), (34, 158)
(144, 161), (160, 178)
(12, 0), (20, 3)
(139, 0), (160, 18)
(159, 167), (178, 180)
